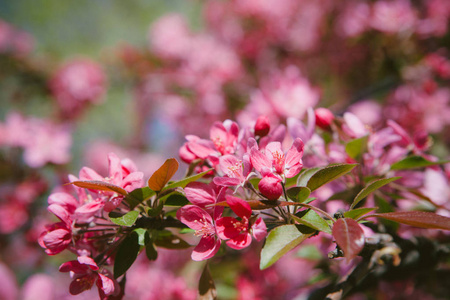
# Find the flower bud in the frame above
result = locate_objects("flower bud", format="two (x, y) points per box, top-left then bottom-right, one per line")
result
(254, 116), (270, 137)
(258, 175), (282, 201)
(315, 108), (334, 130)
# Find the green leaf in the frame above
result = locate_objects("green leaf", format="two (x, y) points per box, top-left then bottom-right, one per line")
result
(390, 156), (450, 170)
(260, 225), (315, 269)
(286, 187), (311, 203)
(114, 232), (140, 278)
(134, 228), (147, 246)
(154, 233), (191, 249)
(351, 177), (401, 209)
(198, 263), (217, 300)
(125, 187), (155, 209)
(301, 164), (357, 191)
(164, 193), (189, 206)
(345, 135), (369, 160)
(164, 168), (212, 190)
(145, 231), (158, 261)
(109, 211), (139, 227)
(297, 167), (320, 187)
(291, 209), (332, 234)
(363, 211), (450, 230)
(344, 207), (378, 220)
(148, 158), (179, 192)
(296, 244), (322, 260)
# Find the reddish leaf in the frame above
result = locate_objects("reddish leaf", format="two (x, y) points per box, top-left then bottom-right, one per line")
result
(332, 218), (365, 262)
(148, 158), (179, 192)
(69, 181), (127, 196)
(364, 211), (450, 230)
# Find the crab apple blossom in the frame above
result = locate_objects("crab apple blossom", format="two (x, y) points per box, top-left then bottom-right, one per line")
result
(258, 173), (283, 201)
(59, 256), (117, 298)
(216, 195), (267, 250)
(314, 107), (334, 130)
(254, 115), (271, 137)
(250, 137), (304, 179)
(176, 205), (221, 261)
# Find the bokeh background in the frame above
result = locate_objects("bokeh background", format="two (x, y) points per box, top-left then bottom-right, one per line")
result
(1, 0), (449, 299)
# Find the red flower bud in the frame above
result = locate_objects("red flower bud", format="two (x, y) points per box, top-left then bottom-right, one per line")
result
(315, 108), (334, 130)
(258, 175), (282, 201)
(254, 116), (270, 137)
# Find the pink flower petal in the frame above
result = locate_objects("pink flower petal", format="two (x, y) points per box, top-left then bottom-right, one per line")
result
(252, 217), (267, 241)
(176, 205), (213, 231)
(216, 217), (241, 240)
(226, 195), (251, 218)
(191, 236), (221, 261)
(226, 233), (252, 250)
(185, 182), (216, 207)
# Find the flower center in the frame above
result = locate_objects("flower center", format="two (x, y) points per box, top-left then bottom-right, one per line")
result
(213, 137), (225, 154)
(233, 216), (249, 233)
(272, 151), (285, 174)
(226, 161), (242, 178)
(193, 217), (215, 237)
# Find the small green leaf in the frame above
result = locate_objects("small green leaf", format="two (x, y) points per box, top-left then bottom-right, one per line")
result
(286, 187), (311, 203)
(164, 168), (212, 190)
(345, 135), (369, 160)
(148, 158), (179, 192)
(134, 228), (147, 246)
(301, 164), (357, 191)
(260, 225), (315, 269)
(344, 207), (378, 220)
(297, 167), (320, 187)
(291, 209), (332, 234)
(145, 232), (158, 261)
(351, 177), (401, 209)
(390, 156), (450, 170)
(198, 263), (217, 300)
(296, 244), (322, 260)
(114, 232), (140, 278)
(109, 211), (139, 227)
(154, 233), (191, 249)
(164, 193), (189, 206)
(125, 187), (155, 209)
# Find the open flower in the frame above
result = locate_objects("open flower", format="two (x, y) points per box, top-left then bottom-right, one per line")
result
(59, 256), (117, 299)
(176, 205), (221, 261)
(250, 138), (304, 179)
(216, 196), (267, 250)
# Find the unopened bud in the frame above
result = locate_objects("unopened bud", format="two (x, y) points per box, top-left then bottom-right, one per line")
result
(315, 108), (334, 130)
(258, 175), (282, 201)
(254, 116), (270, 137)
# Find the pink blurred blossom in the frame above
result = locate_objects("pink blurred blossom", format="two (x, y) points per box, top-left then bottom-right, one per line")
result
(50, 59), (106, 117)
(371, 0), (417, 34)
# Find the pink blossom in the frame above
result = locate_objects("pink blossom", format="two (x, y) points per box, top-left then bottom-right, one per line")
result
(21, 274), (54, 300)
(179, 120), (240, 165)
(216, 195), (266, 250)
(184, 181), (225, 216)
(59, 256), (117, 298)
(250, 138), (304, 179)
(342, 112), (369, 138)
(38, 222), (72, 255)
(79, 152), (143, 211)
(371, 0), (417, 34)
(214, 154), (252, 188)
(258, 173), (283, 201)
(335, 2), (370, 37)
(314, 107), (334, 130)
(50, 59), (106, 117)
(176, 205), (221, 261)
(254, 115), (271, 137)
(0, 262), (18, 300)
